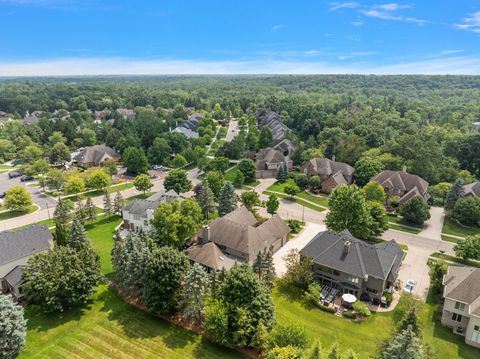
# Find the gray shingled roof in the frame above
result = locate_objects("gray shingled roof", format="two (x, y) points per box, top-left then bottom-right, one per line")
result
(4, 266), (25, 287)
(443, 267), (480, 312)
(256, 109), (290, 141)
(185, 242), (236, 271)
(301, 230), (403, 280)
(172, 126), (199, 139)
(463, 182), (480, 197)
(0, 225), (53, 265)
(122, 190), (181, 217)
(73, 145), (121, 165)
(255, 148), (285, 170)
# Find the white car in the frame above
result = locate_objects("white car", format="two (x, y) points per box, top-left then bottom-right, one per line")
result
(404, 279), (416, 293)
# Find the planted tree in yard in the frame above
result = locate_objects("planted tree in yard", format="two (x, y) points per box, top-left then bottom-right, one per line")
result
(354, 156), (384, 187)
(205, 170), (225, 200)
(240, 190), (261, 212)
(259, 126), (273, 148)
(380, 326), (423, 359)
(276, 162), (288, 183)
(233, 170), (245, 188)
(0, 294), (27, 359)
(327, 343), (342, 359)
(262, 252), (276, 287)
(103, 190), (112, 218)
(75, 200), (86, 222)
(46, 168), (66, 192)
(452, 196), (480, 226)
(293, 173), (308, 189)
(85, 197), (97, 223)
(23, 246), (101, 313)
(64, 176), (86, 195)
(53, 222), (68, 246)
(252, 252), (264, 280)
(218, 182), (237, 216)
(164, 169), (192, 194)
(304, 341), (322, 359)
(86, 168), (111, 191)
(133, 173), (153, 195)
(325, 185), (372, 239)
(53, 198), (72, 226)
(368, 201), (389, 236)
(66, 216), (89, 250)
(172, 153), (188, 168)
(283, 248), (313, 290)
(123, 146), (149, 174)
(27, 159), (50, 190)
(238, 158), (256, 183)
(363, 181), (386, 203)
(204, 299), (229, 345)
(48, 142), (70, 164)
(428, 259), (448, 293)
(103, 159), (118, 177)
(445, 178), (465, 210)
(4, 186), (32, 211)
(197, 181), (217, 218)
(352, 301), (371, 318)
(399, 197), (431, 225)
(284, 182), (300, 199)
(266, 322), (308, 350)
(113, 191), (124, 214)
(266, 193), (279, 215)
(179, 263), (210, 324)
(141, 246), (189, 314)
(309, 175), (321, 193)
(454, 234), (480, 261)
(398, 307), (421, 337)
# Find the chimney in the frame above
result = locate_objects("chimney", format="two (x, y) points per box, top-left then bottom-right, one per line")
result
(401, 165), (407, 173)
(343, 240), (351, 254)
(332, 154), (336, 162)
(199, 225), (210, 245)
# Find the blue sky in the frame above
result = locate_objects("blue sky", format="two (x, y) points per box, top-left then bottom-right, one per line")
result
(1, 0), (480, 75)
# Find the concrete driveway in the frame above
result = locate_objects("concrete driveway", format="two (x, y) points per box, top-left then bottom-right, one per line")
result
(273, 222), (325, 276)
(225, 120), (239, 142)
(417, 206), (445, 240)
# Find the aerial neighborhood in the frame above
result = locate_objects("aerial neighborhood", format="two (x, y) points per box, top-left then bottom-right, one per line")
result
(0, 75), (479, 359)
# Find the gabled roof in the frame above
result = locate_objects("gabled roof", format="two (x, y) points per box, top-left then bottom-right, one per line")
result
(122, 190), (181, 217)
(73, 145), (121, 165)
(172, 126), (199, 139)
(0, 225), (53, 265)
(197, 206), (290, 258)
(4, 266), (25, 287)
(185, 242), (236, 271)
(256, 109), (290, 141)
(301, 230), (403, 280)
(273, 138), (298, 156)
(303, 158), (354, 180)
(443, 267), (480, 311)
(463, 182), (480, 197)
(255, 148), (285, 169)
(371, 170), (429, 203)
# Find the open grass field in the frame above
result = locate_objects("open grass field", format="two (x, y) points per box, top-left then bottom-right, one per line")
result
(224, 166), (260, 187)
(274, 283), (480, 359)
(19, 285), (244, 359)
(0, 204), (38, 221)
(263, 190), (326, 212)
(267, 179), (329, 208)
(442, 216), (480, 238)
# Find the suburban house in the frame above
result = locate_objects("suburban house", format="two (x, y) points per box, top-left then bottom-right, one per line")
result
(72, 145), (121, 168)
(186, 206), (291, 271)
(301, 229), (403, 301)
(122, 189), (182, 233)
(23, 110), (40, 125)
(255, 147), (292, 179)
(371, 169), (429, 205)
(172, 112), (203, 139)
(441, 266), (480, 348)
(116, 108), (135, 119)
(272, 138), (298, 158)
(256, 109), (290, 141)
(463, 182), (480, 197)
(0, 225), (54, 300)
(301, 157), (355, 193)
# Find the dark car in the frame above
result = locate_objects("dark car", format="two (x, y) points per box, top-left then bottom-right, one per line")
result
(8, 171), (21, 179)
(0, 192), (5, 199)
(20, 175), (34, 182)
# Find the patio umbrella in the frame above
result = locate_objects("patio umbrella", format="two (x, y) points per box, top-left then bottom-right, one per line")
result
(341, 293), (357, 304)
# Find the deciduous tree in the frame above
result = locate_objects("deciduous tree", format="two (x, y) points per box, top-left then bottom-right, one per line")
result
(399, 197), (431, 225)
(164, 169), (192, 194)
(4, 186), (32, 212)
(266, 194), (279, 215)
(133, 173), (153, 195)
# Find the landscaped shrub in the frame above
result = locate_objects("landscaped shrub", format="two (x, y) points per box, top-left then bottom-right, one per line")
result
(287, 219), (304, 233)
(267, 346), (301, 359)
(453, 196), (480, 227)
(293, 173), (308, 189)
(384, 292), (393, 306)
(342, 311), (356, 319)
(317, 304), (336, 313)
(305, 282), (321, 304)
(353, 301), (371, 318)
(266, 322), (308, 349)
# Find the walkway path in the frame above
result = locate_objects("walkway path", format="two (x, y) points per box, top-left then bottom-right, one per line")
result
(225, 120), (239, 142)
(417, 206), (445, 240)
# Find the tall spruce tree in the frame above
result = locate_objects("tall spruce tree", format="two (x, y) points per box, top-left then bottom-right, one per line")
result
(53, 198), (72, 226)
(103, 190), (112, 218)
(85, 197), (96, 223)
(0, 294), (27, 359)
(66, 216), (89, 250)
(380, 325), (424, 359)
(445, 178), (465, 210)
(179, 263), (210, 324)
(398, 307), (422, 337)
(53, 222), (68, 246)
(276, 162), (288, 183)
(75, 200), (86, 223)
(262, 252), (276, 286)
(198, 181), (216, 218)
(113, 191), (124, 214)
(218, 182), (237, 216)
(252, 252), (264, 280)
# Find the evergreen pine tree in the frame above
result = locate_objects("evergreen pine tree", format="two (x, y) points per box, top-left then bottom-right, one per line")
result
(85, 197), (97, 223)
(252, 252), (264, 280)
(75, 200), (86, 223)
(209, 270), (221, 299)
(380, 326), (424, 359)
(198, 181), (216, 218)
(398, 307), (422, 337)
(0, 294), (27, 359)
(103, 190), (112, 218)
(53, 222), (68, 246)
(66, 216), (89, 250)
(445, 178), (465, 210)
(218, 182), (237, 216)
(276, 162), (287, 183)
(262, 252), (276, 286)
(113, 191), (124, 214)
(251, 321), (268, 351)
(53, 198), (72, 226)
(179, 263), (210, 323)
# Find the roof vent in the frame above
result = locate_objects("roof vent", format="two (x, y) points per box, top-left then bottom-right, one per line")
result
(343, 240), (351, 254)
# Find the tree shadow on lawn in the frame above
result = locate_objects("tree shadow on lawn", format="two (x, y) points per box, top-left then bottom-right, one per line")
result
(275, 279), (317, 311)
(25, 299), (95, 332)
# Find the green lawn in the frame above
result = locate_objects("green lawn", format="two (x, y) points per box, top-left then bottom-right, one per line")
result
(59, 183), (134, 201)
(20, 285), (243, 359)
(263, 190), (326, 212)
(0, 204), (37, 221)
(267, 179), (329, 208)
(125, 192), (156, 202)
(430, 252), (480, 269)
(441, 235), (460, 243)
(224, 166), (260, 187)
(442, 216), (480, 238)
(387, 214), (423, 234)
(85, 215), (122, 276)
(273, 283), (479, 359)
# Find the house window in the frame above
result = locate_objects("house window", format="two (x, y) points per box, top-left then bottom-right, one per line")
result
(472, 325), (480, 344)
(454, 302), (466, 311)
(452, 313), (463, 322)
(366, 288), (378, 294)
(144, 220), (148, 226)
(347, 276), (359, 284)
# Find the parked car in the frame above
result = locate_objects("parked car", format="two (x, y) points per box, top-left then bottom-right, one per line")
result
(152, 165), (164, 170)
(20, 175), (34, 182)
(8, 171), (21, 179)
(403, 279), (416, 293)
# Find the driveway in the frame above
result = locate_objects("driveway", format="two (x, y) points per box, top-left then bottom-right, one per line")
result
(273, 222), (325, 276)
(417, 206), (445, 240)
(225, 120), (239, 142)
(0, 172), (57, 210)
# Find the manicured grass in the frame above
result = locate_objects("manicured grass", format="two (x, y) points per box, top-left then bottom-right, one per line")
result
(273, 283), (479, 359)
(0, 204), (37, 221)
(442, 216), (480, 238)
(85, 215), (123, 276)
(441, 235), (460, 243)
(267, 179), (329, 208)
(386, 214), (423, 234)
(125, 192), (156, 202)
(20, 284), (243, 359)
(263, 190), (326, 212)
(224, 166), (260, 187)
(0, 164), (15, 169)
(430, 252), (480, 269)
(388, 223), (422, 234)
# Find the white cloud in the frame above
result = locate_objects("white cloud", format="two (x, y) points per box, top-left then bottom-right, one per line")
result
(271, 24), (285, 32)
(360, 3), (428, 24)
(329, 2), (359, 11)
(350, 20), (363, 26)
(304, 50), (321, 56)
(455, 11), (480, 32)
(373, 3), (409, 11)
(440, 50), (464, 55)
(3, 55), (479, 76)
